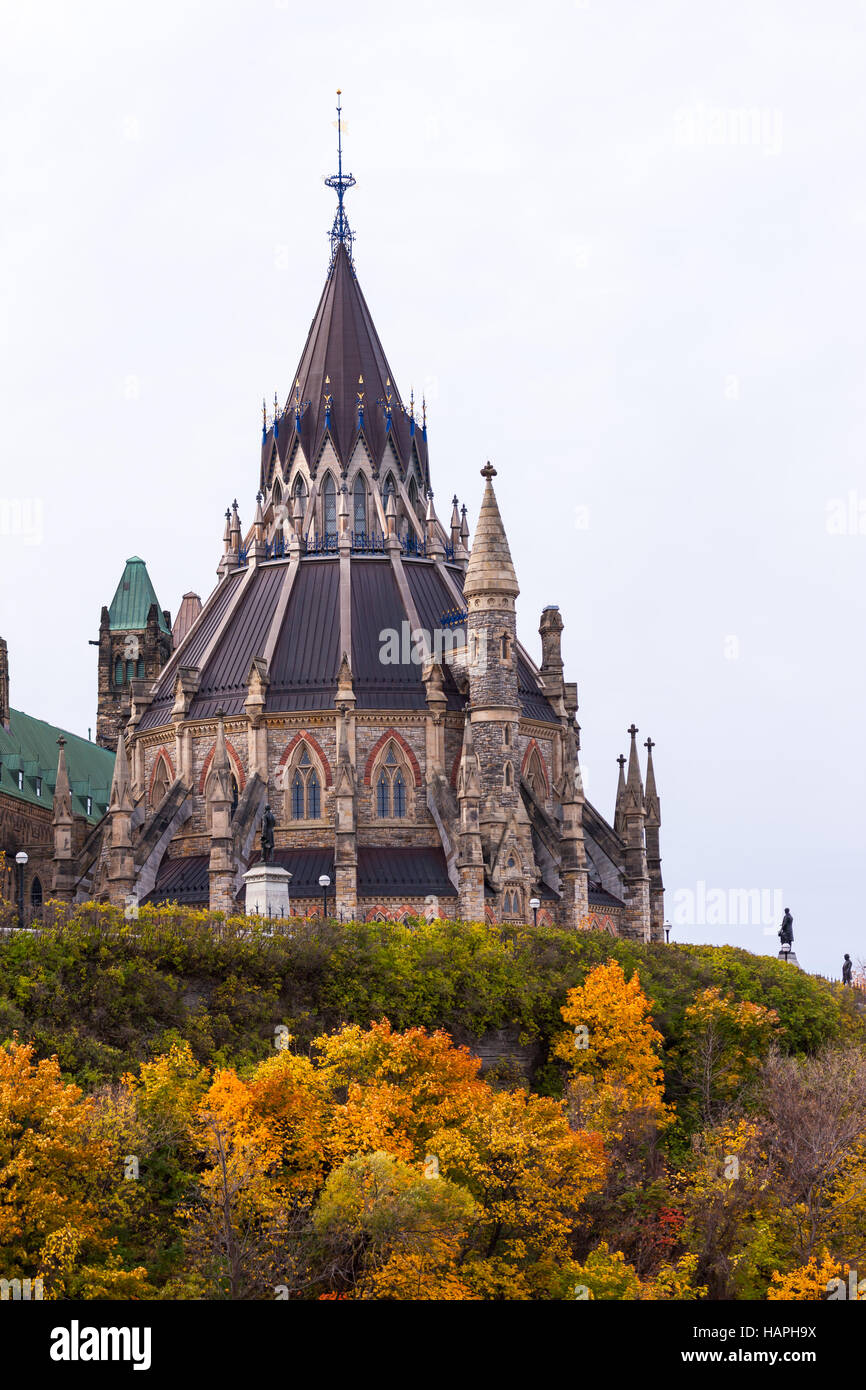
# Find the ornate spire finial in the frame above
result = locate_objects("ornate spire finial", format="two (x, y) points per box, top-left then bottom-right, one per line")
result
(627, 723), (639, 740)
(480, 461), (497, 480)
(324, 89), (356, 271)
(644, 737), (655, 753)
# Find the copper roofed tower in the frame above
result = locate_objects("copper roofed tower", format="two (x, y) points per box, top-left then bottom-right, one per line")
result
(75, 96), (662, 938)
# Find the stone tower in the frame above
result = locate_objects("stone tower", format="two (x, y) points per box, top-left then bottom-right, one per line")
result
(463, 462), (534, 918)
(644, 737), (664, 943)
(621, 724), (651, 941)
(97, 557), (172, 751)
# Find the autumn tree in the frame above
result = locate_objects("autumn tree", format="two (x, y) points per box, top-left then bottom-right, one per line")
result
(553, 958), (671, 1143)
(678, 987), (781, 1124)
(0, 1039), (150, 1298)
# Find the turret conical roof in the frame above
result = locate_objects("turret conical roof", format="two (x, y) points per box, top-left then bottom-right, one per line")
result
(261, 244), (428, 488)
(463, 464), (519, 599)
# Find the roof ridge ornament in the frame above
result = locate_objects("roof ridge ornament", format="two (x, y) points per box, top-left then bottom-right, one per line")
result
(324, 89), (356, 273)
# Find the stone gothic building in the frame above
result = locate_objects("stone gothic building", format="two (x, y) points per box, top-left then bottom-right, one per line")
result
(43, 117), (666, 941)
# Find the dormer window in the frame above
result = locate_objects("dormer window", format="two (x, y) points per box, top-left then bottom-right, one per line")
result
(35, 776), (42, 798)
(16, 770), (23, 791)
(86, 795), (93, 815)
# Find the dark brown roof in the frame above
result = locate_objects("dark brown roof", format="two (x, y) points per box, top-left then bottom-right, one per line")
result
(144, 854), (209, 904)
(140, 553), (557, 729)
(262, 244), (429, 487)
(357, 846), (456, 897)
(268, 560), (341, 711)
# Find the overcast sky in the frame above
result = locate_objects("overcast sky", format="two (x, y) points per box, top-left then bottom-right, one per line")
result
(1, 0), (864, 975)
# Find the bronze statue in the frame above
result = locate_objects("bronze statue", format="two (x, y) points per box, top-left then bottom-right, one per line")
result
(778, 907), (794, 948)
(260, 803), (275, 864)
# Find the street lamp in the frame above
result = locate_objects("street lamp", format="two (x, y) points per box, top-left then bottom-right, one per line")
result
(664, 920), (671, 944)
(14, 852), (28, 929)
(319, 874), (331, 919)
(529, 896), (540, 929)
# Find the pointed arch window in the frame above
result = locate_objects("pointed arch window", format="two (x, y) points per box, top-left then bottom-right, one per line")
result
(322, 474), (337, 537)
(353, 474), (367, 534)
(525, 747), (548, 800)
(408, 476), (419, 516)
(503, 761), (513, 790)
(205, 772), (239, 830)
(502, 888), (521, 919)
(273, 479), (283, 506)
(151, 757), (171, 808)
(293, 474), (307, 510)
(284, 741), (324, 822)
(383, 474), (396, 516)
(373, 739), (412, 819)
(114, 657), (123, 686)
(30, 876), (43, 910)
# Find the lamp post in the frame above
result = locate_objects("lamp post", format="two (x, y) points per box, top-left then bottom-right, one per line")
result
(319, 874), (331, 920)
(529, 896), (540, 929)
(664, 920), (671, 944)
(15, 852), (28, 929)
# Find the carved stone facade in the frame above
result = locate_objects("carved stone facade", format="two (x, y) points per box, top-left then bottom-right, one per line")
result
(49, 149), (667, 940)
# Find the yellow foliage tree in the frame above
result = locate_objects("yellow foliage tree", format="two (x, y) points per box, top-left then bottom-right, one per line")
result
(552, 959), (671, 1141)
(768, 1250), (850, 1300)
(0, 1040), (150, 1297)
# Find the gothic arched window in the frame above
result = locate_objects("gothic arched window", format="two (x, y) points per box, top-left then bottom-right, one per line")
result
(408, 476), (419, 516)
(293, 474), (307, 512)
(322, 474), (337, 537)
(30, 876), (43, 910)
(373, 740), (412, 819)
(114, 658), (123, 686)
(273, 479), (282, 506)
(503, 761), (513, 790)
(353, 474), (367, 534)
(525, 747), (548, 800)
(502, 888), (520, 918)
(284, 742), (324, 822)
(151, 757), (170, 808)
(205, 771), (239, 830)
(383, 474), (396, 517)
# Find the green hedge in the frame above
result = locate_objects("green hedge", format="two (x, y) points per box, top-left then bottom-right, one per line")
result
(0, 904), (860, 1092)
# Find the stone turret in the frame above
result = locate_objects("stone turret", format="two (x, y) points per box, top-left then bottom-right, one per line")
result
(207, 714), (236, 912)
(51, 736), (76, 900)
(558, 716), (589, 929)
(0, 636), (9, 731)
(463, 463), (521, 818)
(538, 605), (564, 704)
(456, 718), (485, 921)
(621, 724), (650, 941)
(107, 732), (136, 907)
(333, 655), (358, 921)
(614, 753), (627, 838)
(96, 558), (172, 751)
(644, 737), (664, 943)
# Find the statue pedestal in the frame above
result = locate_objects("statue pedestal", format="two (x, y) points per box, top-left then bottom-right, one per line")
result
(778, 949), (800, 969)
(243, 864), (292, 920)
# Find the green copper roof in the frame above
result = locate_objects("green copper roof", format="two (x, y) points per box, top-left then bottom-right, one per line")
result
(0, 710), (114, 821)
(108, 557), (170, 635)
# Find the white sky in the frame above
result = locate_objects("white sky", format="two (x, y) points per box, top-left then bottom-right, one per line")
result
(1, 0), (864, 975)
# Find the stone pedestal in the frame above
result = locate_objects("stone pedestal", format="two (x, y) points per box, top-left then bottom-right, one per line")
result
(243, 864), (292, 919)
(778, 949), (800, 969)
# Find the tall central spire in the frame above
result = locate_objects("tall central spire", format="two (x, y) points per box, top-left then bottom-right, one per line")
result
(324, 89), (356, 271)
